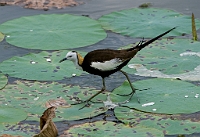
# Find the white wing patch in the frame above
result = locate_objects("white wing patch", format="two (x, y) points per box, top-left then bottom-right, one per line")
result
(90, 58), (123, 71)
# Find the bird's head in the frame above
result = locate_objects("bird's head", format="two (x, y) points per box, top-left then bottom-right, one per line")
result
(59, 51), (84, 70)
(59, 51), (78, 63)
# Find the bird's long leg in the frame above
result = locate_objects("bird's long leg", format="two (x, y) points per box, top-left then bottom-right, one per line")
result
(77, 78), (106, 109)
(86, 77), (105, 101)
(119, 70), (140, 103)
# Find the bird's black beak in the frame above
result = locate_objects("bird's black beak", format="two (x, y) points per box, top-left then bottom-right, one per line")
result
(59, 58), (67, 63)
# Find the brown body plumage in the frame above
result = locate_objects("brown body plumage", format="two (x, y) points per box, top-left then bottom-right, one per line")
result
(81, 49), (138, 78)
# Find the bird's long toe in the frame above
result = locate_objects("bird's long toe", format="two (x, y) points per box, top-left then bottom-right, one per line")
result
(116, 92), (133, 96)
(116, 91), (140, 106)
(71, 100), (85, 105)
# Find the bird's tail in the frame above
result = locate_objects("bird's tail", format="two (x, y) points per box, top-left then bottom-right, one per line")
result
(133, 27), (176, 51)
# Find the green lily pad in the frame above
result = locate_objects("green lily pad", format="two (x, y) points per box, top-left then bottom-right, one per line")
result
(98, 8), (200, 38)
(122, 38), (200, 81)
(0, 107), (27, 124)
(0, 73), (7, 89)
(0, 124), (6, 134)
(65, 121), (164, 137)
(112, 78), (200, 114)
(0, 14), (107, 50)
(0, 80), (107, 121)
(0, 50), (86, 81)
(115, 107), (200, 135)
(0, 32), (4, 42)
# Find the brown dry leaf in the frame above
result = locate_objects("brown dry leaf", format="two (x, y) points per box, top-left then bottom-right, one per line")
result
(45, 97), (71, 108)
(33, 107), (58, 137)
(0, 0), (82, 10)
(0, 135), (23, 137)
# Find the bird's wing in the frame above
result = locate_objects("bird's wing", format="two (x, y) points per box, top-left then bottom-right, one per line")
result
(84, 49), (135, 71)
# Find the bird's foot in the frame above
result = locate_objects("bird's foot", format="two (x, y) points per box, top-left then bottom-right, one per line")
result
(71, 89), (105, 109)
(71, 98), (95, 105)
(116, 92), (133, 96)
(71, 99), (92, 110)
(117, 88), (149, 102)
(127, 91), (140, 104)
(116, 91), (140, 106)
(71, 100), (83, 105)
(72, 99), (103, 110)
(116, 88), (142, 96)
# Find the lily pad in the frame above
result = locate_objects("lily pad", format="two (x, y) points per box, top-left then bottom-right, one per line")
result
(122, 38), (200, 80)
(0, 14), (107, 50)
(115, 107), (200, 135)
(0, 107), (27, 124)
(112, 78), (200, 114)
(0, 73), (7, 89)
(63, 121), (164, 137)
(98, 8), (200, 38)
(0, 32), (4, 42)
(0, 50), (86, 81)
(0, 80), (107, 121)
(0, 107), (28, 136)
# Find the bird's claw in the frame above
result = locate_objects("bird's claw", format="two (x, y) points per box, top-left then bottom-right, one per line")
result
(116, 91), (140, 106)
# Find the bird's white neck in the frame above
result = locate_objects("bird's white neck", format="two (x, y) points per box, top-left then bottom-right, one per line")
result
(73, 61), (83, 70)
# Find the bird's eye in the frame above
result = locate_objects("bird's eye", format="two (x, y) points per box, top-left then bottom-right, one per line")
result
(68, 55), (72, 58)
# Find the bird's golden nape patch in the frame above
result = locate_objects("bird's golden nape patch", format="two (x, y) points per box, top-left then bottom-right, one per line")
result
(77, 53), (84, 65)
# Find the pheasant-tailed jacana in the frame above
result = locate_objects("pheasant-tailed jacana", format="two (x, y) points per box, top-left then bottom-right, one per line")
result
(60, 27), (176, 107)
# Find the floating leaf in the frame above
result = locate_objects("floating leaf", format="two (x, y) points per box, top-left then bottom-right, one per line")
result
(62, 121), (164, 137)
(115, 107), (200, 135)
(0, 124), (6, 135)
(0, 32), (4, 42)
(0, 14), (107, 50)
(0, 80), (107, 121)
(0, 107), (27, 124)
(98, 8), (200, 38)
(112, 78), (200, 114)
(0, 107), (27, 135)
(121, 38), (200, 80)
(0, 50), (86, 81)
(0, 73), (7, 89)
